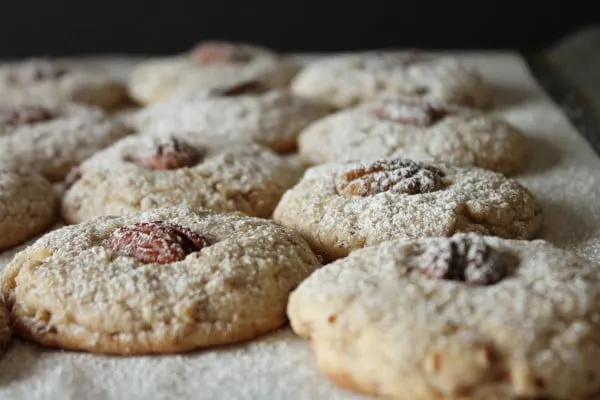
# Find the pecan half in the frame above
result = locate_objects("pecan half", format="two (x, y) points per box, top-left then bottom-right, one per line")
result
(131, 138), (202, 170)
(9, 60), (68, 84)
(193, 42), (253, 64)
(212, 80), (269, 97)
(109, 221), (208, 264)
(0, 105), (55, 126)
(336, 159), (445, 196)
(372, 99), (448, 126)
(419, 234), (507, 285)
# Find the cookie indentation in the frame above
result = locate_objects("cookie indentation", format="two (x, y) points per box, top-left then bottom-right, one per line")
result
(336, 159), (445, 197)
(193, 42), (253, 64)
(8, 59), (68, 84)
(131, 138), (203, 170)
(371, 99), (448, 126)
(418, 234), (507, 285)
(0, 105), (55, 126)
(108, 221), (208, 264)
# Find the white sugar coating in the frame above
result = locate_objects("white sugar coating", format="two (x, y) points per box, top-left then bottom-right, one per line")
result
(2, 53), (600, 400)
(3, 206), (321, 354)
(298, 97), (527, 175)
(0, 102), (131, 181)
(274, 159), (542, 261)
(0, 168), (57, 249)
(132, 89), (332, 152)
(127, 45), (298, 105)
(291, 52), (492, 109)
(288, 236), (600, 398)
(61, 133), (304, 222)
(0, 59), (127, 111)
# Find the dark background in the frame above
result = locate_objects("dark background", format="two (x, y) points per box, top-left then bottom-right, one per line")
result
(0, 0), (596, 57)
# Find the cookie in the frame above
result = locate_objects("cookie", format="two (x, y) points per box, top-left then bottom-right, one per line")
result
(0, 58), (127, 111)
(273, 158), (542, 261)
(0, 168), (57, 249)
(0, 102), (131, 181)
(128, 41), (297, 105)
(2, 205), (321, 354)
(288, 234), (600, 399)
(0, 300), (11, 356)
(299, 97), (527, 175)
(133, 82), (331, 153)
(61, 133), (303, 223)
(291, 52), (491, 109)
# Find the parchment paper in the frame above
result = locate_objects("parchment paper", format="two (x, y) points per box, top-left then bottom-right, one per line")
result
(1, 53), (600, 400)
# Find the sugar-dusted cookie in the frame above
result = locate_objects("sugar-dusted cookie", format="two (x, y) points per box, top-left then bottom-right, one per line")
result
(2, 206), (320, 354)
(0, 168), (57, 249)
(299, 97), (527, 175)
(0, 299), (11, 356)
(273, 158), (542, 261)
(291, 52), (491, 109)
(61, 133), (302, 223)
(128, 41), (297, 105)
(288, 234), (600, 399)
(133, 81), (331, 153)
(0, 102), (131, 181)
(0, 58), (127, 111)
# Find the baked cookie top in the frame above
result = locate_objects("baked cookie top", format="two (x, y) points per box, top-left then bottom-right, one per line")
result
(61, 133), (303, 223)
(133, 82), (332, 153)
(128, 41), (297, 105)
(0, 300), (10, 356)
(2, 206), (321, 354)
(273, 158), (542, 261)
(0, 102), (131, 181)
(291, 52), (491, 109)
(0, 58), (127, 111)
(288, 234), (600, 399)
(298, 97), (527, 175)
(0, 167), (57, 249)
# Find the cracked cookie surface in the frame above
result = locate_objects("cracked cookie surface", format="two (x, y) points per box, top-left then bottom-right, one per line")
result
(2, 205), (320, 354)
(291, 52), (491, 109)
(133, 88), (331, 153)
(0, 168), (57, 249)
(288, 234), (600, 399)
(61, 133), (303, 223)
(299, 97), (527, 175)
(0, 102), (131, 181)
(273, 158), (542, 261)
(0, 59), (127, 111)
(128, 41), (297, 105)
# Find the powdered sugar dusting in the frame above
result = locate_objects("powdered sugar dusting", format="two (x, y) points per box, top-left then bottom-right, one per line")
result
(2, 53), (600, 400)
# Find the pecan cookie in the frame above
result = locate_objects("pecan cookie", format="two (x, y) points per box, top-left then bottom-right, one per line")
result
(61, 133), (303, 223)
(299, 97), (527, 175)
(291, 52), (491, 109)
(273, 158), (542, 261)
(2, 205), (320, 354)
(0, 102), (131, 181)
(0, 168), (57, 249)
(0, 59), (127, 111)
(128, 41), (297, 105)
(288, 234), (600, 399)
(133, 83), (331, 153)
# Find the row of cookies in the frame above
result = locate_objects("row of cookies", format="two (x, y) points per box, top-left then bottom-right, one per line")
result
(1, 42), (599, 400)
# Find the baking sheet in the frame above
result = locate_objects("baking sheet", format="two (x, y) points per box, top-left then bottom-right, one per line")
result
(2, 52), (600, 399)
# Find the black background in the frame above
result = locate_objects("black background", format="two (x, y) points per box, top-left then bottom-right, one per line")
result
(0, 0), (596, 57)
